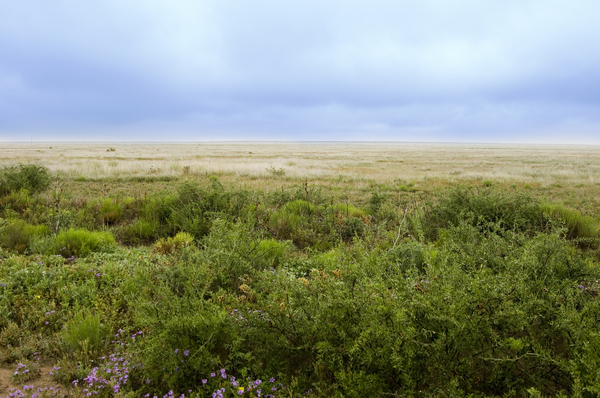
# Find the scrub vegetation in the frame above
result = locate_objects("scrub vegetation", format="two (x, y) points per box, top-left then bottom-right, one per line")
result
(1, 143), (600, 397)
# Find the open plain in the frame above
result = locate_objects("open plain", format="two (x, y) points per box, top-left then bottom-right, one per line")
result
(3, 141), (600, 214)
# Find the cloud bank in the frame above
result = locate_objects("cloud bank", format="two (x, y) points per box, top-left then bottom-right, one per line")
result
(1, 0), (600, 143)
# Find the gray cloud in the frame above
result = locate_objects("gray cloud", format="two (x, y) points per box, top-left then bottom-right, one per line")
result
(1, 0), (600, 143)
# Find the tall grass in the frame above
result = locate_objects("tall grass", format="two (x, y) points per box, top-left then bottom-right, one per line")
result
(0, 163), (51, 195)
(543, 203), (598, 240)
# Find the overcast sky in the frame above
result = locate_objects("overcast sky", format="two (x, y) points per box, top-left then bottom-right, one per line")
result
(1, 1), (600, 143)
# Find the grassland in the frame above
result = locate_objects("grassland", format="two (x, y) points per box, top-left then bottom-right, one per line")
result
(1, 142), (600, 397)
(4, 142), (600, 212)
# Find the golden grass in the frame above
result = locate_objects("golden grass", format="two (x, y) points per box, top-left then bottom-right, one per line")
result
(3, 142), (600, 216)
(3, 142), (600, 185)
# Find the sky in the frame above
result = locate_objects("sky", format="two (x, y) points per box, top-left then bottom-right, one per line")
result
(1, 0), (600, 143)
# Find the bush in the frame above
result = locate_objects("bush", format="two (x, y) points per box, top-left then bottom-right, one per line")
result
(120, 219), (157, 245)
(421, 186), (544, 241)
(333, 203), (365, 218)
(61, 311), (110, 358)
(340, 216), (365, 241)
(0, 220), (48, 253)
(154, 232), (194, 255)
(0, 188), (33, 216)
(53, 228), (116, 257)
(269, 200), (315, 244)
(543, 204), (598, 241)
(99, 198), (124, 225)
(0, 164), (51, 196)
(257, 238), (293, 267)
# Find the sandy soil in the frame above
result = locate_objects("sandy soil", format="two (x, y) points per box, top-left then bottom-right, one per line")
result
(0, 366), (63, 396)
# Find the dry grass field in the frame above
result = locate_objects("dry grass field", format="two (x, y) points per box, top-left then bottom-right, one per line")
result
(2, 141), (600, 215)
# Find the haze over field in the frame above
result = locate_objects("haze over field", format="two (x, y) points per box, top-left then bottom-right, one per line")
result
(1, 1), (600, 143)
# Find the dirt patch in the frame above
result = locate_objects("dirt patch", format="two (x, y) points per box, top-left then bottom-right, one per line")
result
(0, 366), (63, 396)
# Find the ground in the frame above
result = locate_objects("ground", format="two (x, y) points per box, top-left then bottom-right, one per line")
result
(0, 366), (61, 396)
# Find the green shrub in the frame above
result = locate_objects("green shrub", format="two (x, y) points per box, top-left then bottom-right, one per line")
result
(387, 240), (427, 275)
(333, 203), (365, 218)
(369, 191), (388, 213)
(0, 189), (33, 215)
(257, 238), (293, 267)
(120, 219), (156, 245)
(0, 164), (51, 196)
(421, 186), (544, 240)
(340, 216), (365, 241)
(99, 198), (123, 224)
(139, 194), (177, 236)
(0, 220), (48, 253)
(61, 311), (110, 358)
(543, 204), (598, 241)
(154, 232), (194, 254)
(53, 228), (116, 257)
(269, 200), (316, 244)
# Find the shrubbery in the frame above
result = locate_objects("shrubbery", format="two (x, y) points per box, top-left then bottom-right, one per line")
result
(61, 311), (110, 358)
(0, 163), (51, 196)
(153, 231), (194, 254)
(1, 183), (600, 397)
(543, 203), (598, 242)
(418, 186), (545, 240)
(0, 219), (48, 253)
(53, 228), (116, 257)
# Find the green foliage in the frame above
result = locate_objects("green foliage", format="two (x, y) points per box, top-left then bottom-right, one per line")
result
(53, 228), (116, 257)
(241, 228), (598, 396)
(153, 232), (194, 254)
(0, 220), (48, 253)
(369, 190), (388, 214)
(268, 200), (320, 246)
(0, 188), (33, 216)
(266, 166), (286, 176)
(99, 198), (124, 224)
(61, 311), (110, 358)
(332, 203), (365, 218)
(119, 218), (156, 245)
(0, 163), (51, 196)
(3, 181), (600, 397)
(340, 216), (365, 241)
(269, 203), (304, 240)
(543, 203), (598, 242)
(257, 238), (293, 267)
(420, 186), (544, 241)
(164, 179), (255, 240)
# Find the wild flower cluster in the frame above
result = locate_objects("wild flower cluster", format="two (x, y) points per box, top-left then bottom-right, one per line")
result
(11, 357), (40, 384)
(145, 367), (290, 398)
(3, 385), (60, 398)
(70, 330), (143, 397)
(206, 369), (280, 398)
